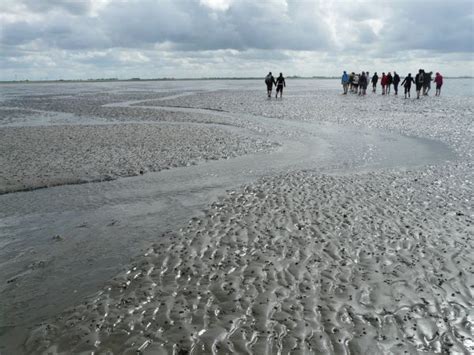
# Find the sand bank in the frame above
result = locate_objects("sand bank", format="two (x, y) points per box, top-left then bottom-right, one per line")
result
(0, 123), (277, 194)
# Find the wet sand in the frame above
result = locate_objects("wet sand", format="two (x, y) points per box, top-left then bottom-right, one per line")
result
(0, 123), (276, 193)
(25, 169), (472, 354)
(0, 80), (472, 354)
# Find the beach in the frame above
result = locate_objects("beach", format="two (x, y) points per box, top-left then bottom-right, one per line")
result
(0, 79), (472, 354)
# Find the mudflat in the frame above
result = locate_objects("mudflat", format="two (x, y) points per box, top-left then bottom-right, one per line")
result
(0, 79), (471, 354)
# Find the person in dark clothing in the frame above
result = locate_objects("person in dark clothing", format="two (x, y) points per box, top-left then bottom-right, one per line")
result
(423, 71), (432, 96)
(265, 72), (276, 98)
(415, 69), (425, 99)
(365, 72), (370, 94)
(371, 72), (378, 93)
(358, 72), (367, 95)
(393, 71), (400, 95)
(386, 72), (393, 94)
(400, 73), (415, 99)
(381, 72), (387, 95)
(275, 72), (286, 98)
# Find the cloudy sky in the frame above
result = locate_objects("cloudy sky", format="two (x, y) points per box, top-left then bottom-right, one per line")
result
(1, 0), (473, 80)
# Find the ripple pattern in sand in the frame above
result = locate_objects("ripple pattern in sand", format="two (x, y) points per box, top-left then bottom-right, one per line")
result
(26, 170), (473, 354)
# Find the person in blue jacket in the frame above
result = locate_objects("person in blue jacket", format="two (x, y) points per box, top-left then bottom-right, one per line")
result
(341, 71), (349, 94)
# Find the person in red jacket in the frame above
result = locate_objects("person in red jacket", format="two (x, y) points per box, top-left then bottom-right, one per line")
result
(434, 72), (443, 96)
(380, 72), (388, 95)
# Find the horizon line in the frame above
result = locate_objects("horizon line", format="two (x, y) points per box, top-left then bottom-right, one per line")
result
(1, 75), (472, 84)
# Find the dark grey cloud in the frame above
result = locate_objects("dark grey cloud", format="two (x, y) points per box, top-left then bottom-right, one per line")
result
(0, 11), (110, 50)
(100, 0), (332, 51)
(379, 0), (474, 53)
(0, 0), (473, 80)
(23, 0), (92, 15)
(0, 0), (333, 51)
(2, 0), (472, 53)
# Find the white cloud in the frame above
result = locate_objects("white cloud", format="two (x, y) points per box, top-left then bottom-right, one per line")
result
(200, 0), (233, 11)
(0, 0), (473, 80)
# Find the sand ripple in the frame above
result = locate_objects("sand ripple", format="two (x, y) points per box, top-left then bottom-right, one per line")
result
(26, 170), (473, 354)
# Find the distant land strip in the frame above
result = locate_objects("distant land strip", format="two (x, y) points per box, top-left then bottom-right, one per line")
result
(0, 76), (472, 84)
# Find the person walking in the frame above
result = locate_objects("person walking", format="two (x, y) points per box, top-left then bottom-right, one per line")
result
(265, 72), (276, 98)
(371, 72), (379, 93)
(341, 71), (349, 94)
(358, 72), (367, 95)
(423, 71), (433, 95)
(365, 72), (370, 94)
(386, 72), (393, 94)
(415, 69), (425, 99)
(434, 72), (443, 96)
(400, 73), (415, 98)
(352, 73), (359, 93)
(393, 71), (400, 95)
(381, 72), (387, 95)
(275, 72), (286, 98)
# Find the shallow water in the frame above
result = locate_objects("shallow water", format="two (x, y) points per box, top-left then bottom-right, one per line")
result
(0, 80), (469, 354)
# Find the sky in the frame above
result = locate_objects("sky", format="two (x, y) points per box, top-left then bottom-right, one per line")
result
(0, 0), (473, 80)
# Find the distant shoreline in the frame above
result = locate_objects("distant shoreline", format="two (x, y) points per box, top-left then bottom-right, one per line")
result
(1, 76), (472, 84)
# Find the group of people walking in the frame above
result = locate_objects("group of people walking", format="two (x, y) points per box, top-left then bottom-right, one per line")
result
(265, 72), (286, 98)
(341, 70), (444, 99)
